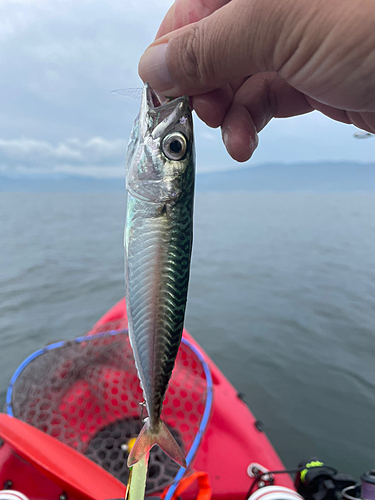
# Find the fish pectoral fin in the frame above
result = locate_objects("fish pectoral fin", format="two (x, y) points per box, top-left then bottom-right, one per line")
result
(127, 418), (186, 469)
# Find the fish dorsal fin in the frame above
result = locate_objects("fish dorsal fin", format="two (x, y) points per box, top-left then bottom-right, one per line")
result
(111, 88), (143, 100)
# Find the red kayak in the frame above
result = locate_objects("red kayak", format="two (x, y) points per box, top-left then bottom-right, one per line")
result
(0, 298), (294, 500)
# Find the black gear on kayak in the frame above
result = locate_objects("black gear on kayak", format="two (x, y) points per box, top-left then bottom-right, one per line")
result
(295, 459), (356, 500)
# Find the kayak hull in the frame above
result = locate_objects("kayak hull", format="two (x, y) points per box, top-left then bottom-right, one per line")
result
(91, 298), (295, 498)
(0, 298), (294, 499)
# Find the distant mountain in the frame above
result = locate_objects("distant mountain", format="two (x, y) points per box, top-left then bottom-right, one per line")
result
(1, 162), (374, 193)
(196, 161), (375, 192)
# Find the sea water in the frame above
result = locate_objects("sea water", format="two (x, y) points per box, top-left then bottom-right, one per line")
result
(0, 191), (374, 478)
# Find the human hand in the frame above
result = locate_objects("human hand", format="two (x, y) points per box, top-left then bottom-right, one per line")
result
(138, 0), (375, 162)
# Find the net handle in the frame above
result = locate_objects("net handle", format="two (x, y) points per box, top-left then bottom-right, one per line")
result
(161, 471), (211, 500)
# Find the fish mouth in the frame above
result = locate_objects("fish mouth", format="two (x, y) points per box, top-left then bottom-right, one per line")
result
(144, 82), (189, 113)
(145, 83), (165, 109)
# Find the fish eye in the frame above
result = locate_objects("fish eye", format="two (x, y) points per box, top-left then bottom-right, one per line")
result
(162, 132), (187, 160)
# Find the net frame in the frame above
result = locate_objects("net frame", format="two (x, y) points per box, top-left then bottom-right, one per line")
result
(5, 329), (213, 495)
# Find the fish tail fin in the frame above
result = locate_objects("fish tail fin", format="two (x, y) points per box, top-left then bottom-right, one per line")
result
(156, 420), (186, 468)
(127, 418), (186, 469)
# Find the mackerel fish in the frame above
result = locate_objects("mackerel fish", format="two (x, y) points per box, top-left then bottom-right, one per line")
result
(124, 83), (195, 468)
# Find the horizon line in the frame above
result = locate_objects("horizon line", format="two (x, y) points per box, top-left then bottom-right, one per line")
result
(1, 159), (375, 181)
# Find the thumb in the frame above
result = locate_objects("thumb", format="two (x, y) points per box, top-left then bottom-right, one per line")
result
(138, 0), (287, 96)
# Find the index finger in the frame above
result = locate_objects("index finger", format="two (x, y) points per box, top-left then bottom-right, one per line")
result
(155, 0), (231, 40)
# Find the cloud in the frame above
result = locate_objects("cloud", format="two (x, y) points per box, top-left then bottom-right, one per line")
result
(0, 0), (153, 142)
(0, 132), (237, 177)
(0, 0), (373, 179)
(0, 136), (127, 177)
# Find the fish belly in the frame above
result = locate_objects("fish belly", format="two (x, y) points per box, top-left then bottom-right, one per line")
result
(125, 194), (192, 428)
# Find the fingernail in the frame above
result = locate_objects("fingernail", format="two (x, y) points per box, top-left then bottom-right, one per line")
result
(250, 131), (259, 154)
(138, 43), (174, 92)
(222, 126), (230, 148)
(221, 127), (230, 158)
(222, 125), (258, 162)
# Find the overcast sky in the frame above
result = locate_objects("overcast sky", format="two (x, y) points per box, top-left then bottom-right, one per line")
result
(0, 0), (374, 178)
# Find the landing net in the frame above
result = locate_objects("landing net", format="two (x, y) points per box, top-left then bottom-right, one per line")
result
(5, 327), (213, 495)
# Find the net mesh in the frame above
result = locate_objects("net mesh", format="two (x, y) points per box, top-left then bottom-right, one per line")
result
(9, 328), (208, 493)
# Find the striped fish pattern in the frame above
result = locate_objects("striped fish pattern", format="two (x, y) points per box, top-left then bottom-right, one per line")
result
(125, 83), (195, 468)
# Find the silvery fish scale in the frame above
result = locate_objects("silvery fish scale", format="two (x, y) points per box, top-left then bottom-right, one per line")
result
(125, 84), (195, 431)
